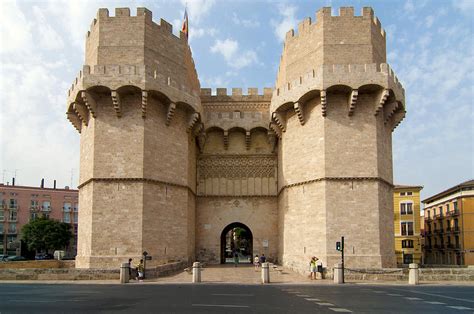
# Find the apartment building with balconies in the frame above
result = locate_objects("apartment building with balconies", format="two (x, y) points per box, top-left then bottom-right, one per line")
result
(0, 181), (78, 257)
(393, 185), (423, 265)
(423, 179), (474, 265)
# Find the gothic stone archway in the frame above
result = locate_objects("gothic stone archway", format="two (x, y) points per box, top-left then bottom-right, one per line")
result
(220, 222), (253, 264)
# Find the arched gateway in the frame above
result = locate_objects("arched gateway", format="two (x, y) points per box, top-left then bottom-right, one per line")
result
(67, 6), (403, 272)
(220, 222), (253, 264)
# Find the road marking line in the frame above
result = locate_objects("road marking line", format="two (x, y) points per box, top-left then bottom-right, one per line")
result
(405, 297), (423, 300)
(8, 300), (59, 303)
(329, 308), (352, 313)
(192, 304), (249, 308)
(212, 294), (254, 297)
(447, 306), (473, 310)
(424, 301), (445, 305)
(373, 291), (385, 293)
(296, 294), (311, 297)
(316, 302), (335, 306)
(305, 298), (321, 301)
(287, 291), (301, 294)
(389, 288), (474, 304)
(387, 294), (402, 296)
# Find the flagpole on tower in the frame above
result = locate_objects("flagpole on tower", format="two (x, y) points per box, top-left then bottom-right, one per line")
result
(181, 4), (189, 39)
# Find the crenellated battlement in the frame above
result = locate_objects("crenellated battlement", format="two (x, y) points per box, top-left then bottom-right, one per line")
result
(67, 63), (201, 116)
(86, 7), (186, 42)
(284, 7), (385, 43)
(200, 88), (273, 98)
(271, 63), (404, 114)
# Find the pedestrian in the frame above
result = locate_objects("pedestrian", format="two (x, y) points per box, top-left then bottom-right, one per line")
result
(317, 258), (323, 279)
(233, 251), (239, 267)
(254, 255), (260, 271)
(259, 254), (266, 265)
(136, 259), (144, 281)
(128, 258), (134, 280)
(309, 256), (318, 280)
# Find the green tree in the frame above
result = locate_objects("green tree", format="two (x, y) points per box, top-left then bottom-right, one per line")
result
(21, 217), (73, 253)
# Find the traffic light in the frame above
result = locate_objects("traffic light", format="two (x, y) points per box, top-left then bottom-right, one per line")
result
(336, 241), (341, 251)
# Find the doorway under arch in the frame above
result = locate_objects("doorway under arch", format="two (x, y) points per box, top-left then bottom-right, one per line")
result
(220, 222), (253, 264)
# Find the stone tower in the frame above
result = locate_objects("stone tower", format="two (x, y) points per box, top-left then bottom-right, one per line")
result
(66, 8), (201, 268)
(272, 7), (404, 269)
(66, 6), (405, 271)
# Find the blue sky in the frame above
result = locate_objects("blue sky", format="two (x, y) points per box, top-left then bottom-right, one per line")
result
(0, 0), (473, 203)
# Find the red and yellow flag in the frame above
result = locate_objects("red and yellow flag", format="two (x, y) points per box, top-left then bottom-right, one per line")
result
(181, 9), (189, 38)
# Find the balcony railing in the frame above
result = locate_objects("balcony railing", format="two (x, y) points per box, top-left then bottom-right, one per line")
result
(435, 214), (444, 220)
(446, 226), (451, 232)
(453, 226), (460, 233)
(447, 243), (454, 249)
(448, 210), (460, 217)
(425, 217), (433, 222)
(8, 205), (18, 210)
(41, 206), (52, 212)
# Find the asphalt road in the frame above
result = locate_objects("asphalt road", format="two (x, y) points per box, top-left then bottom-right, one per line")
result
(0, 283), (473, 313)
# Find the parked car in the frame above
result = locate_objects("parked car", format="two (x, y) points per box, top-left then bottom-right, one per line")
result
(35, 253), (54, 260)
(0, 254), (10, 262)
(6, 255), (27, 261)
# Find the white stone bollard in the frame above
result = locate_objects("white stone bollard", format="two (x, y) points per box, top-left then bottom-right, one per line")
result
(120, 262), (130, 284)
(261, 262), (270, 283)
(333, 263), (343, 284)
(192, 262), (201, 283)
(409, 263), (419, 285)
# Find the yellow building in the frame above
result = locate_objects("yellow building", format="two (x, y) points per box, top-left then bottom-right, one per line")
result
(393, 185), (423, 265)
(423, 180), (474, 265)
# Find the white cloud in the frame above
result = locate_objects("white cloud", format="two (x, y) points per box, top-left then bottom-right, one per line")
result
(232, 13), (260, 28)
(404, 0), (415, 13)
(211, 38), (238, 60)
(46, 0), (98, 49)
(0, 0), (33, 53)
(425, 15), (434, 28)
(271, 3), (298, 42)
(33, 6), (65, 50)
(453, 0), (474, 12)
(210, 38), (258, 70)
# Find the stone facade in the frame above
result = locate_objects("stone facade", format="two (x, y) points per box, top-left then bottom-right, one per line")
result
(66, 7), (405, 271)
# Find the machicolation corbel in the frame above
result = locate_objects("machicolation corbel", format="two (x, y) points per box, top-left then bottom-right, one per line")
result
(294, 102), (305, 125)
(166, 102), (176, 126)
(269, 122), (282, 139)
(384, 101), (399, 124)
(348, 89), (358, 116)
(320, 90), (327, 117)
(272, 112), (286, 132)
(187, 112), (199, 133)
(67, 112), (82, 133)
(73, 102), (89, 126)
(141, 91), (148, 118)
(111, 91), (122, 118)
(81, 91), (97, 118)
(375, 89), (390, 116)
(223, 130), (229, 150)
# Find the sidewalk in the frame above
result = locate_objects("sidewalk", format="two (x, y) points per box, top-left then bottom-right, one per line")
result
(149, 264), (331, 285)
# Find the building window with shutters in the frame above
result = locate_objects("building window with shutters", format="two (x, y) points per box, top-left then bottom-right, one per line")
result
(401, 222), (414, 236)
(402, 239), (414, 248)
